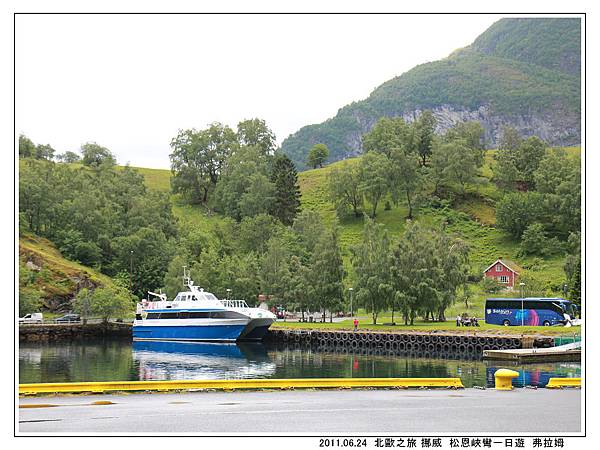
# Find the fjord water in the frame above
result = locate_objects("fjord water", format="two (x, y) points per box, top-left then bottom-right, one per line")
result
(19, 338), (580, 388)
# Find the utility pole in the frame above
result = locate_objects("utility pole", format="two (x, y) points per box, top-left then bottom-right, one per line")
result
(129, 250), (134, 294)
(519, 282), (525, 327)
(349, 287), (353, 318)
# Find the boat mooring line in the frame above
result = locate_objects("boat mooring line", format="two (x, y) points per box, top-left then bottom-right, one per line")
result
(19, 377), (464, 395)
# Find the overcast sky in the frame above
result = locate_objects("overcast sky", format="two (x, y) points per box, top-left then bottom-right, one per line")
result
(16, 14), (503, 169)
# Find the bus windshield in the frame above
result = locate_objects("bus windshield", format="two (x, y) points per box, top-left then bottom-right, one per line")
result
(562, 302), (577, 317)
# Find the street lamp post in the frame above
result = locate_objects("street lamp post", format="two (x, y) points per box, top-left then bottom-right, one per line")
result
(226, 288), (232, 300)
(519, 282), (525, 327)
(349, 288), (353, 318)
(129, 250), (134, 294)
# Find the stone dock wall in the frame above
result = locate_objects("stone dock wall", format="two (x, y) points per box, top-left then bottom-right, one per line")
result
(19, 322), (132, 342)
(265, 329), (554, 360)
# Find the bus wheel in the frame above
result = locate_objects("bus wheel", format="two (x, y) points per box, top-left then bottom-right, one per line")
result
(543, 321), (551, 326)
(503, 320), (510, 326)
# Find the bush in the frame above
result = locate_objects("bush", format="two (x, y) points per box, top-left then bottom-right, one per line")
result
(496, 192), (545, 239)
(519, 223), (548, 256)
(72, 287), (134, 322)
(480, 276), (503, 293)
(19, 289), (42, 316)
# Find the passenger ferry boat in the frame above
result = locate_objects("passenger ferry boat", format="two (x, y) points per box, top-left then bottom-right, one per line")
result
(133, 270), (275, 342)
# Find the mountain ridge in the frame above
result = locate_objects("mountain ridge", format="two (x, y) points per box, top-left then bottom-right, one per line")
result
(281, 18), (581, 170)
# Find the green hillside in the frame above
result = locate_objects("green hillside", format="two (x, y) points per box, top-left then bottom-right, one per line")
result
(471, 18), (581, 75)
(124, 147), (576, 317)
(19, 233), (119, 313)
(281, 18), (581, 169)
(19, 143), (578, 319)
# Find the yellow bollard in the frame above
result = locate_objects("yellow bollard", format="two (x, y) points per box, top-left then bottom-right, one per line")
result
(494, 369), (519, 390)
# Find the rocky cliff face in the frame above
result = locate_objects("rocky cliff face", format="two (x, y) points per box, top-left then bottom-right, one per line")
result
(336, 104), (580, 159)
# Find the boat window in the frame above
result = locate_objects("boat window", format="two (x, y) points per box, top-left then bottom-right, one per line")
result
(146, 312), (161, 319)
(205, 293), (218, 301)
(209, 311), (247, 319)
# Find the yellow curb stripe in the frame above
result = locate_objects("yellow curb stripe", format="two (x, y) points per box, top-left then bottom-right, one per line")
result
(19, 404), (59, 408)
(545, 378), (581, 389)
(19, 377), (464, 394)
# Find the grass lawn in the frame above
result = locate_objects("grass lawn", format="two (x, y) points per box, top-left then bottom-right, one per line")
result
(272, 319), (581, 336)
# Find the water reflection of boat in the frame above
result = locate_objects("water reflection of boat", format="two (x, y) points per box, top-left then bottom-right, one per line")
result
(132, 340), (276, 380)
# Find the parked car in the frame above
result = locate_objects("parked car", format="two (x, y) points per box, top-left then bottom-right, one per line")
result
(55, 313), (81, 323)
(19, 313), (43, 324)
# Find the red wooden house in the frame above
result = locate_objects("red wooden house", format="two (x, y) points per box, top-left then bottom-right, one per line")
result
(483, 257), (523, 289)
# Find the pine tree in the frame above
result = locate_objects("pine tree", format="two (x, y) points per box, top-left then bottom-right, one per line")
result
(270, 153), (301, 226)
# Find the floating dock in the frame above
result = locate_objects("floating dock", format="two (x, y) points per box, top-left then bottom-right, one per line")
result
(483, 342), (581, 362)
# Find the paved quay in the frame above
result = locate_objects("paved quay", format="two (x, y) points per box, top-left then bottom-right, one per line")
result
(19, 388), (581, 434)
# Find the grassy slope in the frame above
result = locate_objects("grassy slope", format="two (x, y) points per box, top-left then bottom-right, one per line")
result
(129, 147), (579, 318)
(19, 233), (118, 313)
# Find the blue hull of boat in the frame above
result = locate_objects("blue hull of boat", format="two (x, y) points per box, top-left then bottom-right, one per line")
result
(239, 325), (272, 341)
(132, 325), (246, 342)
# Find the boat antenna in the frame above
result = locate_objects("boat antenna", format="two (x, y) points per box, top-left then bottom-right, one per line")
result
(182, 265), (194, 289)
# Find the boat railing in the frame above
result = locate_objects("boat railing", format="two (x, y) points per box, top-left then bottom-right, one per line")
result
(220, 299), (250, 309)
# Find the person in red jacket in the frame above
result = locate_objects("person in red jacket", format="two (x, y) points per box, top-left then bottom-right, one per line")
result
(353, 318), (359, 332)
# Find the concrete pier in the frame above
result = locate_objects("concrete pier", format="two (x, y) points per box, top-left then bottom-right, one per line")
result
(18, 388), (581, 434)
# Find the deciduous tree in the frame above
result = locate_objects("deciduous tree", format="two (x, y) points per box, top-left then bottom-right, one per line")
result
(73, 287), (134, 323)
(358, 151), (390, 218)
(81, 142), (116, 167)
(309, 226), (345, 322)
(170, 123), (238, 204)
(414, 110), (437, 166)
(237, 118), (277, 157)
(388, 148), (422, 219)
(307, 143), (329, 169)
(328, 162), (363, 218)
(362, 117), (412, 158)
(351, 216), (393, 324)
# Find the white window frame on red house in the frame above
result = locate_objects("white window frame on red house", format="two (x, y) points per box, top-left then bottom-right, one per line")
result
(496, 264), (503, 272)
(499, 275), (509, 283)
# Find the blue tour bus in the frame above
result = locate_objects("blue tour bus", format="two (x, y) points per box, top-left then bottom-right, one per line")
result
(485, 297), (577, 327)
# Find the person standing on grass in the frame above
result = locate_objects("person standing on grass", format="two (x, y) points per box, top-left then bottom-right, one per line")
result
(456, 315), (461, 327)
(354, 318), (359, 332)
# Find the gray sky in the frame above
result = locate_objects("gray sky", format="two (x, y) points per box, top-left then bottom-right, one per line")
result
(16, 14), (502, 169)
